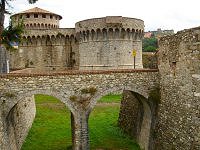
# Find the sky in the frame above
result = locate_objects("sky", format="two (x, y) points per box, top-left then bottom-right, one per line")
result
(4, 0), (200, 32)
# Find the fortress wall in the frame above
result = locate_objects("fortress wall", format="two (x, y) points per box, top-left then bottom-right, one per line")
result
(77, 17), (144, 70)
(75, 16), (144, 32)
(6, 96), (36, 150)
(10, 29), (78, 71)
(10, 17), (144, 71)
(157, 27), (200, 149)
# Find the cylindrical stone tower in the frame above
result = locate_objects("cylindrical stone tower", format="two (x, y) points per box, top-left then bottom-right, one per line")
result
(75, 16), (144, 70)
(11, 7), (62, 29)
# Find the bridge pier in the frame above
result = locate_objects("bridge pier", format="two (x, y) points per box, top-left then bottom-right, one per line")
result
(72, 110), (90, 150)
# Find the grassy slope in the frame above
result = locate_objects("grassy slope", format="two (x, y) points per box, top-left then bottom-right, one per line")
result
(22, 94), (140, 150)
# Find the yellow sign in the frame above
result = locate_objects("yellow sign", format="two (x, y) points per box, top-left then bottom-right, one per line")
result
(132, 50), (137, 57)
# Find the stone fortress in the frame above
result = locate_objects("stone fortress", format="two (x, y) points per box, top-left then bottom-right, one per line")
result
(0, 7), (199, 150)
(10, 7), (144, 71)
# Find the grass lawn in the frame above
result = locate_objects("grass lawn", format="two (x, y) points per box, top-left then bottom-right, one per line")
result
(21, 94), (140, 150)
(21, 94), (72, 150)
(98, 93), (122, 103)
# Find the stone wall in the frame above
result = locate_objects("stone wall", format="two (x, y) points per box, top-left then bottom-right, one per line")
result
(6, 96), (36, 150)
(118, 87), (160, 150)
(118, 91), (143, 138)
(9, 29), (79, 71)
(157, 27), (200, 149)
(77, 16), (144, 70)
(0, 46), (8, 73)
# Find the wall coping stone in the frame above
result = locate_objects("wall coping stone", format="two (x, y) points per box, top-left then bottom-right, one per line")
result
(0, 69), (158, 78)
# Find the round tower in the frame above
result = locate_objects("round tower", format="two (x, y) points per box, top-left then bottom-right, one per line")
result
(11, 7), (62, 29)
(75, 16), (144, 70)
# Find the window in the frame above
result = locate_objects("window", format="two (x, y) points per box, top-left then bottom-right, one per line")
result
(50, 15), (53, 19)
(34, 14), (38, 18)
(26, 14), (30, 18)
(42, 14), (46, 18)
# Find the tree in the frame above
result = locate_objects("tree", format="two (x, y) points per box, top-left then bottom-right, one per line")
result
(0, 0), (38, 46)
(2, 21), (24, 50)
(0, 0), (38, 73)
(142, 37), (158, 52)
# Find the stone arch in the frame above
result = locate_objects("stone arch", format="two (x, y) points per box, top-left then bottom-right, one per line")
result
(139, 29), (143, 39)
(31, 36), (37, 45)
(65, 35), (70, 43)
(4, 90), (75, 150)
(121, 28), (126, 39)
(88, 85), (148, 111)
(51, 35), (56, 45)
(30, 23), (33, 28)
(33, 23), (36, 28)
(87, 85), (153, 149)
(96, 28), (101, 40)
(41, 23), (44, 29)
(115, 28), (120, 39)
(132, 29), (136, 40)
(86, 30), (90, 41)
(26, 24), (29, 29)
(48, 24), (51, 29)
(46, 35), (51, 45)
(27, 36), (32, 45)
(70, 34), (75, 44)
(37, 23), (40, 29)
(82, 31), (86, 41)
(102, 28), (107, 40)
(135, 29), (139, 40)
(4, 89), (75, 118)
(127, 28), (131, 40)
(41, 35), (46, 45)
(36, 36), (42, 45)
(79, 31), (83, 42)
(108, 28), (114, 39)
(91, 29), (95, 41)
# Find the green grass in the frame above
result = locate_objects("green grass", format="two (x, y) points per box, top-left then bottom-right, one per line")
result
(21, 94), (72, 150)
(21, 94), (140, 150)
(98, 93), (122, 103)
(89, 105), (140, 150)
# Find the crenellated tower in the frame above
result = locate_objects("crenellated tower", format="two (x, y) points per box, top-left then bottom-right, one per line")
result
(11, 7), (62, 29)
(76, 16), (144, 70)
(10, 8), (144, 72)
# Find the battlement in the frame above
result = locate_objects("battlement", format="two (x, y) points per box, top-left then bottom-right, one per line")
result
(20, 28), (76, 46)
(10, 8), (144, 71)
(75, 16), (144, 32)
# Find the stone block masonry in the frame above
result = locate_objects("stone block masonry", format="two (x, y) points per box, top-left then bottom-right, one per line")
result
(156, 27), (200, 149)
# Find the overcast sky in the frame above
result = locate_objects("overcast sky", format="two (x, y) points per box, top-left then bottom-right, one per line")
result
(5, 0), (200, 32)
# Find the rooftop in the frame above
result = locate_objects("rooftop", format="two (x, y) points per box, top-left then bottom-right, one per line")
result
(11, 7), (62, 19)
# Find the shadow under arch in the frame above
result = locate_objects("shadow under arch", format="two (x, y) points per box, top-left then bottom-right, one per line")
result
(5, 92), (74, 150)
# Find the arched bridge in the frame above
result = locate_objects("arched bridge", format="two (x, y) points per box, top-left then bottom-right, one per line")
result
(0, 69), (159, 150)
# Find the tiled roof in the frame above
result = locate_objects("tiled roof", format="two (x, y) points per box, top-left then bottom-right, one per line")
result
(12, 7), (62, 19)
